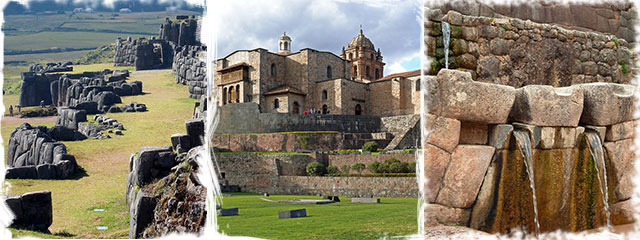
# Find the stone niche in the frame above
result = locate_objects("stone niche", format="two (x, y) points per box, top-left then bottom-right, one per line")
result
(423, 69), (637, 234)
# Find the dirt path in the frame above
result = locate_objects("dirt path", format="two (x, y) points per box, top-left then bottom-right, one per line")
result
(1, 115), (57, 125)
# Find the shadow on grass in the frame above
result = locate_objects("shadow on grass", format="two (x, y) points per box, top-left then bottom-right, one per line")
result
(53, 230), (75, 237)
(70, 166), (89, 180)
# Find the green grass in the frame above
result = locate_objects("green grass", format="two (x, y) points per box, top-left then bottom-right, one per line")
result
(4, 31), (151, 54)
(221, 131), (340, 135)
(216, 151), (313, 156)
(217, 193), (418, 239)
(3, 67), (196, 238)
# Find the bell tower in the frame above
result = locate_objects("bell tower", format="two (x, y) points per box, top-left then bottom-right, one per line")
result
(278, 32), (292, 54)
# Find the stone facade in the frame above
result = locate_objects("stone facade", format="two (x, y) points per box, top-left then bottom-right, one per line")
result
(428, 1), (636, 44)
(215, 32), (419, 117)
(425, 10), (635, 86)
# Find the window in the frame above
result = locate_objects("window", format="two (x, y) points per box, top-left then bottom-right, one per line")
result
(322, 104), (328, 114)
(375, 69), (380, 79)
(271, 63), (276, 77)
(355, 104), (362, 115)
(366, 66), (370, 78)
(322, 90), (328, 100)
(274, 99), (280, 109)
(228, 86), (234, 103)
(348, 53), (352, 60)
(326, 66), (332, 79)
(284, 42), (289, 50)
(370, 53), (374, 59)
(354, 66), (358, 77)
(292, 102), (299, 114)
(222, 87), (227, 105)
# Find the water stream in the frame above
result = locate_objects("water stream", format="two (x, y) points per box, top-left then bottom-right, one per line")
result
(513, 130), (540, 235)
(585, 131), (611, 228)
(441, 21), (450, 69)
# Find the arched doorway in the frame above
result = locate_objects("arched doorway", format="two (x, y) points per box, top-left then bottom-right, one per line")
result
(293, 102), (299, 114)
(322, 104), (328, 114)
(355, 104), (362, 115)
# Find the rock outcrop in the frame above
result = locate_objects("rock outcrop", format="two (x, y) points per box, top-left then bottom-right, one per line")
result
(6, 123), (78, 179)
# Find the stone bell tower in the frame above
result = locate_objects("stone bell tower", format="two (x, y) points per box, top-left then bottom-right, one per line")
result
(278, 32), (292, 55)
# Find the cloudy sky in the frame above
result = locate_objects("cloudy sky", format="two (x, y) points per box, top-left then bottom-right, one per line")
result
(211, 0), (422, 76)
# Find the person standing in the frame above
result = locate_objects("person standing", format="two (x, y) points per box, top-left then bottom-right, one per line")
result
(8, 105), (13, 116)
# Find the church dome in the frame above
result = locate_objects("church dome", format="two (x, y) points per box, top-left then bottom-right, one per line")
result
(348, 29), (374, 50)
(279, 33), (291, 41)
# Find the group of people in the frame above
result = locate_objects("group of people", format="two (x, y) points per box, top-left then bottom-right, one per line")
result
(7, 104), (21, 117)
(303, 108), (328, 115)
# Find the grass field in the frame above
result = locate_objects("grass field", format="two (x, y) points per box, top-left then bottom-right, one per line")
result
(4, 31), (151, 54)
(218, 193), (418, 239)
(2, 67), (197, 238)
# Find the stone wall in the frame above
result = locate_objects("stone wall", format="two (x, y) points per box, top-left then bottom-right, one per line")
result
(424, 69), (637, 233)
(214, 103), (382, 134)
(428, 1), (636, 44)
(159, 17), (199, 46)
(215, 152), (418, 198)
(277, 176), (418, 198)
(114, 37), (174, 70)
(425, 10), (634, 87)
(319, 153), (416, 173)
(173, 45), (207, 99)
(28, 62), (72, 73)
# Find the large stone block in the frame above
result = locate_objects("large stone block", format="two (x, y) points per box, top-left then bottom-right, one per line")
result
(5, 166), (37, 179)
(5, 195), (23, 224)
(539, 127), (579, 149)
(605, 120), (634, 142)
(436, 145), (495, 208)
(510, 85), (584, 127)
(20, 191), (53, 232)
(469, 152), (499, 230)
(278, 209), (307, 219)
(425, 144), (451, 203)
(128, 191), (158, 238)
(425, 70), (515, 124)
(604, 139), (635, 201)
(578, 83), (635, 126)
(425, 113), (460, 152)
(425, 203), (471, 227)
(186, 118), (205, 147)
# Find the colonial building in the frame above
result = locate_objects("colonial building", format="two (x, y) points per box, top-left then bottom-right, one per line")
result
(214, 30), (420, 116)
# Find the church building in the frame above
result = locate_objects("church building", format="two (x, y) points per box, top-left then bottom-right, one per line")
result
(214, 30), (420, 116)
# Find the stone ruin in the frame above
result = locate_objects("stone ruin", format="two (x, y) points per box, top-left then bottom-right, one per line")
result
(5, 123), (78, 179)
(424, 8), (637, 235)
(4, 191), (53, 233)
(113, 37), (174, 70)
(28, 62), (73, 74)
(173, 45), (207, 99)
(19, 69), (143, 111)
(159, 16), (200, 47)
(126, 101), (206, 238)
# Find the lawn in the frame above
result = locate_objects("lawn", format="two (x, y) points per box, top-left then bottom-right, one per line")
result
(2, 67), (196, 238)
(217, 193), (418, 239)
(4, 31), (151, 54)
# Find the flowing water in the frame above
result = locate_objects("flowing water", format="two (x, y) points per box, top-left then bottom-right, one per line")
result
(441, 21), (450, 69)
(513, 130), (540, 235)
(585, 131), (612, 228)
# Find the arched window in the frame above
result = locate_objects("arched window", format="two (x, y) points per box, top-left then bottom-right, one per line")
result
(322, 90), (328, 100)
(274, 99), (280, 109)
(366, 66), (370, 78)
(228, 86), (234, 103)
(222, 87), (227, 105)
(355, 104), (362, 115)
(235, 84), (240, 102)
(271, 63), (276, 77)
(354, 66), (358, 77)
(375, 69), (380, 79)
(370, 53), (374, 59)
(348, 53), (352, 60)
(322, 104), (328, 114)
(326, 65), (332, 79)
(284, 42), (289, 50)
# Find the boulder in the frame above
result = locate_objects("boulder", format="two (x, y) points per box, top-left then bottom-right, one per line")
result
(132, 146), (173, 186)
(509, 85), (584, 127)
(436, 145), (495, 208)
(185, 118), (205, 147)
(425, 70), (515, 124)
(5, 166), (38, 179)
(578, 83), (635, 126)
(171, 133), (192, 153)
(129, 191), (158, 239)
(5, 195), (24, 225)
(72, 101), (99, 114)
(20, 191), (53, 232)
(36, 164), (59, 179)
(56, 108), (87, 130)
